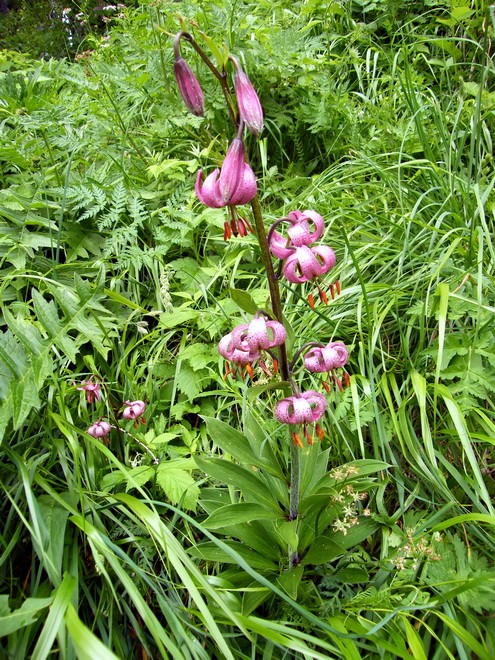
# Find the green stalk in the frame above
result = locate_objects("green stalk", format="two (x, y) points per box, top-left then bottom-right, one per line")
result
(250, 195), (301, 567)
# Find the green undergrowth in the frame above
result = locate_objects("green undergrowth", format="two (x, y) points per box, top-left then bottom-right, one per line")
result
(1, 0), (495, 657)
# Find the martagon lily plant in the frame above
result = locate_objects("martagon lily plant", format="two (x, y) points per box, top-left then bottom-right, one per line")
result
(173, 28), (350, 567)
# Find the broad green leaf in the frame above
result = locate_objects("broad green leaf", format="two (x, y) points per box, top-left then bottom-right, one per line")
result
(195, 457), (280, 511)
(37, 493), (75, 586)
(229, 288), (258, 314)
(300, 537), (346, 566)
(0, 596), (53, 637)
(203, 503), (280, 529)
(202, 416), (283, 477)
(277, 565), (303, 599)
(188, 541), (278, 570)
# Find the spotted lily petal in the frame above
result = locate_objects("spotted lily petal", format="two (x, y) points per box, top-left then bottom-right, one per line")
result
(304, 342), (349, 373)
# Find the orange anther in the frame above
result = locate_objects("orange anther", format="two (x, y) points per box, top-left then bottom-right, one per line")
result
(292, 432), (304, 448)
(316, 424), (325, 441)
(273, 359), (279, 375)
(245, 363), (254, 378)
(336, 280), (341, 295)
(318, 288), (328, 304)
(322, 380), (331, 393)
(330, 283), (336, 300)
(308, 293), (315, 309)
(343, 372), (350, 387)
(223, 222), (232, 241)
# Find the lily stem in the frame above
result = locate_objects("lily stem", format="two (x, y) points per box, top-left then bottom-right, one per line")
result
(250, 194), (301, 569)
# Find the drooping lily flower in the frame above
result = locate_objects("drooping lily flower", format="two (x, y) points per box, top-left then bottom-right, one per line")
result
(195, 140), (257, 209)
(283, 245), (336, 284)
(77, 376), (101, 404)
(218, 333), (261, 365)
(122, 400), (146, 420)
(275, 390), (327, 425)
(269, 210), (325, 259)
(303, 342), (349, 373)
(87, 420), (111, 438)
(229, 316), (287, 353)
(173, 57), (205, 117)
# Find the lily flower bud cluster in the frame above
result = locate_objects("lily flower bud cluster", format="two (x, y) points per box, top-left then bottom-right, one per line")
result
(268, 210), (336, 285)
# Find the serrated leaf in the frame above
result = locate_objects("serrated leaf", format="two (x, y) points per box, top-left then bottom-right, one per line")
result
(125, 466), (154, 490)
(156, 464), (199, 511)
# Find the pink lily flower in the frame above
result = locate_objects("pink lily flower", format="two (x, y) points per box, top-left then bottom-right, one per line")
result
(218, 333), (261, 365)
(87, 420), (111, 438)
(195, 162), (257, 208)
(77, 377), (101, 404)
(304, 342), (349, 373)
(229, 317), (287, 353)
(122, 400), (146, 420)
(275, 390), (327, 425)
(283, 245), (336, 284)
(269, 210), (325, 259)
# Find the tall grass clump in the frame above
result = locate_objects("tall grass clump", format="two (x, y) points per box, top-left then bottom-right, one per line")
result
(1, 0), (495, 657)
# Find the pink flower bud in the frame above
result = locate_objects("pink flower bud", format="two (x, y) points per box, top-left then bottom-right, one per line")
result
(122, 400), (146, 420)
(283, 245), (336, 284)
(234, 69), (264, 137)
(304, 342), (349, 373)
(87, 420), (111, 438)
(173, 57), (204, 117)
(275, 390), (327, 425)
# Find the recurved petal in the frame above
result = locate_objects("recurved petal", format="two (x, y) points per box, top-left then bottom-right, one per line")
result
(300, 390), (327, 422)
(269, 229), (295, 259)
(283, 246), (320, 283)
(275, 396), (312, 425)
(195, 169), (224, 208)
(311, 245), (336, 275)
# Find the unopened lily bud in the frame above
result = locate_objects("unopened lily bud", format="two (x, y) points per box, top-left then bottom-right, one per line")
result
(173, 57), (204, 116)
(234, 68), (264, 137)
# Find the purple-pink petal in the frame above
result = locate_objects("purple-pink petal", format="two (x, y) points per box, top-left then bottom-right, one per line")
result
(219, 138), (246, 205)
(122, 400), (146, 420)
(304, 342), (349, 372)
(287, 210), (325, 245)
(173, 58), (205, 117)
(234, 69), (264, 137)
(275, 396), (312, 425)
(300, 390), (328, 422)
(228, 163), (257, 205)
(195, 170), (224, 208)
(88, 420), (111, 438)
